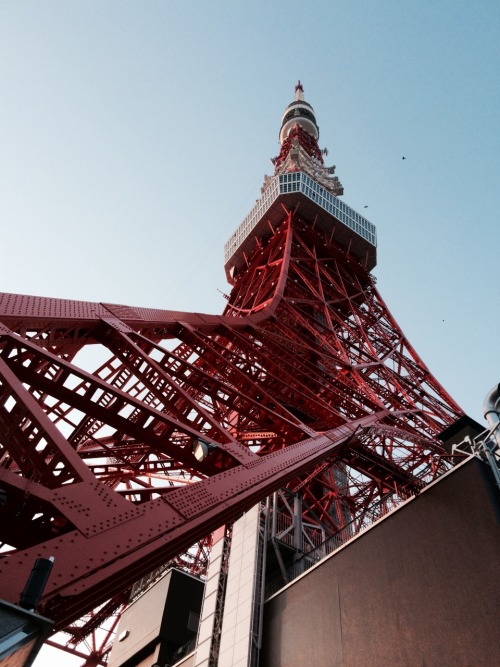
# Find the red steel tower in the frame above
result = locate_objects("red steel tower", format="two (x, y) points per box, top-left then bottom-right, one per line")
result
(0, 83), (464, 664)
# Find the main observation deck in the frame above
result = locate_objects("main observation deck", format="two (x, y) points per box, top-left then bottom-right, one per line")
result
(224, 172), (377, 283)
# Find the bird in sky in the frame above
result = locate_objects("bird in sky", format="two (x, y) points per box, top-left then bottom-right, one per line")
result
(402, 156), (406, 160)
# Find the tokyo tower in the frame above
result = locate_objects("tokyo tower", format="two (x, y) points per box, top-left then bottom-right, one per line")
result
(0, 82), (466, 664)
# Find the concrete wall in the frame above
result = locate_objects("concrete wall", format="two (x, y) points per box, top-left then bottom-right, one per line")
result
(194, 534), (225, 667)
(194, 506), (261, 667)
(261, 458), (500, 667)
(218, 505), (260, 667)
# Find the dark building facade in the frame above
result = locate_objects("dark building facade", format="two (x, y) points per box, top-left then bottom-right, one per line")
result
(261, 457), (500, 667)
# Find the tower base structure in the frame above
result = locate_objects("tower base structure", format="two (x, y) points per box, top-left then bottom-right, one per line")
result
(110, 452), (499, 667)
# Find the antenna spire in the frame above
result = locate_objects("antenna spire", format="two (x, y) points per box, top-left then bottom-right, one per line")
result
(295, 80), (304, 101)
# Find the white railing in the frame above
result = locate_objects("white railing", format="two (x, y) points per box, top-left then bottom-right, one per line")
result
(283, 172), (377, 245)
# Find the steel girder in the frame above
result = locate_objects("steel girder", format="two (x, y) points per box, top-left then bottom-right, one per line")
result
(0, 206), (462, 659)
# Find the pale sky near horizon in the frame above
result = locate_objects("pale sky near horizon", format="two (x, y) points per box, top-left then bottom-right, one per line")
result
(0, 1), (498, 665)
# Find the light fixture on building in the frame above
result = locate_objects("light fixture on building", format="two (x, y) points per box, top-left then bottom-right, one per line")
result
(192, 439), (217, 462)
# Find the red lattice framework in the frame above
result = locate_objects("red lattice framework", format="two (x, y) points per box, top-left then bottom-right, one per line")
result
(0, 204), (463, 663)
(272, 124), (325, 169)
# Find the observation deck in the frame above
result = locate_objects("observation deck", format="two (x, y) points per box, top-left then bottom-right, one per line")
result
(224, 172), (377, 283)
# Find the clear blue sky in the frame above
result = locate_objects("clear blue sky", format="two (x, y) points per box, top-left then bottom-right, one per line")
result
(0, 2), (498, 663)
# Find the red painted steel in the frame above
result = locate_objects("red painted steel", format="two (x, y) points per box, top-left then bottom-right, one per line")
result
(0, 85), (463, 663)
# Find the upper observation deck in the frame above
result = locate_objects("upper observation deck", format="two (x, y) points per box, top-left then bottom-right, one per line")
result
(224, 172), (377, 283)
